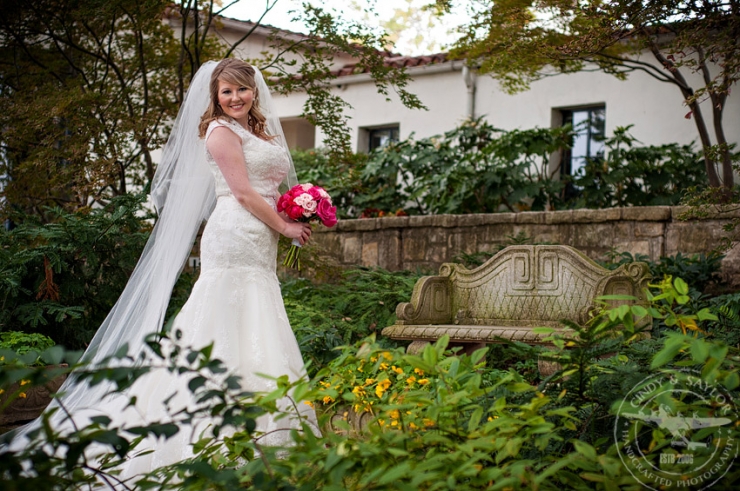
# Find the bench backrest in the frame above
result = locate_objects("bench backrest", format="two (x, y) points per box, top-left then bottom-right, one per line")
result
(428, 245), (649, 327)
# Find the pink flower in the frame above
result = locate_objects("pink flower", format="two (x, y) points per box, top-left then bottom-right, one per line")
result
(317, 199), (337, 227)
(286, 204), (304, 220)
(300, 183), (314, 191)
(277, 194), (289, 212)
(294, 193), (315, 209)
(317, 187), (330, 200)
(303, 199), (317, 213)
(307, 186), (322, 200)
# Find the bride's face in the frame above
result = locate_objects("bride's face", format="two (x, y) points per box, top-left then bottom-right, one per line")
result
(217, 79), (254, 127)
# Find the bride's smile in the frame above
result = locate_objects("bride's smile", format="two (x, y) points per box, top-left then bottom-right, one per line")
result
(218, 80), (254, 127)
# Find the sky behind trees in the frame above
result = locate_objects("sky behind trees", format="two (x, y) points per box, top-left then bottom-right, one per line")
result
(222, 0), (468, 55)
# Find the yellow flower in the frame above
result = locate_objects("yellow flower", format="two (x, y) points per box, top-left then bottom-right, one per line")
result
(391, 366), (404, 375)
(319, 381), (331, 388)
(423, 418), (435, 427)
(303, 400), (314, 408)
(487, 416), (499, 422)
(352, 386), (366, 397)
(379, 362), (389, 370)
(20, 380), (30, 386)
(0, 389), (4, 395)
(364, 378), (376, 386)
(391, 420), (398, 426)
(389, 409), (400, 420)
(375, 379), (392, 398)
(414, 368), (424, 375)
(406, 376), (416, 385)
(323, 396), (334, 404)
(19, 392), (27, 399)
(382, 352), (393, 360)
(370, 356), (378, 362)
(409, 422), (419, 430)
(378, 419), (386, 427)
(417, 378), (429, 385)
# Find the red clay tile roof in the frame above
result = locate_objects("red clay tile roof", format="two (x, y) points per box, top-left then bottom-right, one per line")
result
(333, 52), (449, 77)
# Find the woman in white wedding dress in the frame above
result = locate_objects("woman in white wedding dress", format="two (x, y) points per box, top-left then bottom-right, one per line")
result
(2, 59), (319, 484)
(119, 58), (319, 476)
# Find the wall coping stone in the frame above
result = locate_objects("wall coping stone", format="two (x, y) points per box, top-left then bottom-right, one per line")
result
(316, 206), (729, 234)
(515, 211), (546, 224)
(572, 208), (622, 223)
(377, 216), (410, 229)
(620, 206), (672, 221)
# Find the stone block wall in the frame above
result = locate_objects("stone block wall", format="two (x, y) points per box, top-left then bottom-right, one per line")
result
(312, 206), (740, 287)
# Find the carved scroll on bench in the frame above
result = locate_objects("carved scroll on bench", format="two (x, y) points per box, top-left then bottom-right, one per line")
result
(382, 245), (650, 350)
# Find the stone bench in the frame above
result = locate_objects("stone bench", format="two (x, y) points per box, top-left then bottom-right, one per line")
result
(382, 245), (650, 353)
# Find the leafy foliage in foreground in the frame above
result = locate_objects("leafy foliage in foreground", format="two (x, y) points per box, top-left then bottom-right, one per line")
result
(2, 275), (737, 490)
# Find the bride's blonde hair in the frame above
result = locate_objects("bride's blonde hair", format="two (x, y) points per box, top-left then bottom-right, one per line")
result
(198, 59), (273, 140)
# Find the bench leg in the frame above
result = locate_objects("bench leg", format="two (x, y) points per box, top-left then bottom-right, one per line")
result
(406, 340), (431, 354)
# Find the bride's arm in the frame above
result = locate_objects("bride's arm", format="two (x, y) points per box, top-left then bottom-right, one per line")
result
(207, 126), (311, 245)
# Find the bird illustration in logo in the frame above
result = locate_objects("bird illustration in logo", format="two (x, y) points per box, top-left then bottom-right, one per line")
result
(625, 404), (733, 450)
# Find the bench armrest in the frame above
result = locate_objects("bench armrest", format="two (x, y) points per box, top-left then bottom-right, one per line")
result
(395, 276), (453, 325)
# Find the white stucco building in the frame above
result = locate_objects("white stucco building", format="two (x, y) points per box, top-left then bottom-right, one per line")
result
(205, 15), (740, 179)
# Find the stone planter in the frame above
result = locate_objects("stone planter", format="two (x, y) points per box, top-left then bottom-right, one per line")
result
(0, 365), (68, 426)
(322, 404), (375, 436)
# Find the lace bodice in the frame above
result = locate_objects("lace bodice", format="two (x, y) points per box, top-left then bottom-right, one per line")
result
(204, 119), (290, 199)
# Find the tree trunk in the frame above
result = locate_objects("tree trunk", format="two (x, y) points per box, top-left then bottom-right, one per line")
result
(711, 96), (734, 190)
(648, 45), (722, 188)
(697, 47), (734, 190)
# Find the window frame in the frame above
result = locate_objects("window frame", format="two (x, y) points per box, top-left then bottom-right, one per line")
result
(558, 105), (606, 178)
(360, 124), (400, 153)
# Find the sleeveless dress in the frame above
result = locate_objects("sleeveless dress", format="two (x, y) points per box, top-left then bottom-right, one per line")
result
(118, 118), (317, 477)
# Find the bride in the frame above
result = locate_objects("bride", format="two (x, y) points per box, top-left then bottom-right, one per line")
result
(3, 59), (319, 482)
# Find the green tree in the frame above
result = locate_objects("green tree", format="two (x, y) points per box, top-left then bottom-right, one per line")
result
(0, 0), (423, 218)
(437, 0), (739, 191)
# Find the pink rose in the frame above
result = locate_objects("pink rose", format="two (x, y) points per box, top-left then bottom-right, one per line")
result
(294, 193), (315, 209)
(286, 204), (304, 220)
(300, 183), (314, 191)
(317, 199), (337, 227)
(307, 187), (322, 200)
(277, 194), (290, 212)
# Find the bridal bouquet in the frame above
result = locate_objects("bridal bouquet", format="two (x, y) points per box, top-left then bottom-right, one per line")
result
(278, 183), (337, 269)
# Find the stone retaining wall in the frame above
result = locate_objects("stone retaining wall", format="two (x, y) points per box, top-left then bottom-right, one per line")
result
(312, 206), (740, 286)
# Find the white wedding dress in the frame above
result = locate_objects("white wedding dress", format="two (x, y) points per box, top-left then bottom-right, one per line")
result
(117, 118), (318, 477)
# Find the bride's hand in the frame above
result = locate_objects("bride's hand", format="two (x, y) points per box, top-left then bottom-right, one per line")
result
(282, 221), (311, 245)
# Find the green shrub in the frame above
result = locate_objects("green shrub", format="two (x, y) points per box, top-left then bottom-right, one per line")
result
(600, 250), (725, 294)
(0, 194), (151, 349)
(0, 331), (55, 357)
(282, 268), (423, 375)
(298, 119), (707, 218)
(572, 126), (707, 208)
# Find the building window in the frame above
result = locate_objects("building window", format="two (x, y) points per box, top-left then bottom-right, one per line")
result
(367, 126), (399, 152)
(280, 117), (316, 150)
(560, 106), (605, 177)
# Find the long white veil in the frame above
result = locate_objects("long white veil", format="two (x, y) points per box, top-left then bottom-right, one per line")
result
(4, 59), (297, 446)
